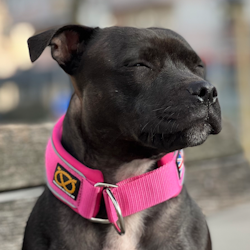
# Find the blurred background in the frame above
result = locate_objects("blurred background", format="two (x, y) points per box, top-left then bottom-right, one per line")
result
(0, 0), (249, 128)
(0, 0), (250, 249)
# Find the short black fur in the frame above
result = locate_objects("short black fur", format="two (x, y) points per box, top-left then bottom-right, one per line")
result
(23, 25), (221, 250)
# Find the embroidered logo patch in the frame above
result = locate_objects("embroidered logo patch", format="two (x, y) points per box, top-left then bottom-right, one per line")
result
(176, 150), (184, 178)
(53, 163), (80, 200)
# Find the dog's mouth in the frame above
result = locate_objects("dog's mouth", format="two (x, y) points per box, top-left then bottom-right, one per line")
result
(139, 121), (210, 147)
(137, 106), (221, 152)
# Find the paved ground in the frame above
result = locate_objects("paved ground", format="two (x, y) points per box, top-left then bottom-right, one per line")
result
(208, 202), (250, 250)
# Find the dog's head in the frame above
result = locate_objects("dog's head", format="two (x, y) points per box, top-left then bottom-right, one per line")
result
(28, 25), (221, 156)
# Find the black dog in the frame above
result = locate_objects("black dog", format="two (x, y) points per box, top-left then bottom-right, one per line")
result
(22, 25), (221, 250)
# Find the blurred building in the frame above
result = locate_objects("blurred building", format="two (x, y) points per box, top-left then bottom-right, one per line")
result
(0, 0), (73, 122)
(0, 0), (249, 134)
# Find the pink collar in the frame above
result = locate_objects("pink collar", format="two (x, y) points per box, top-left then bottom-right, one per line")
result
(45, 115), (185, 235)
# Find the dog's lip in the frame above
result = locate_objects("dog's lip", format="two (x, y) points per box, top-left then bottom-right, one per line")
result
(137, 118), (219, 147)
(210, 123), (221, 134)
(139, 121), (210, 138)
(140, 116), (209, 135)
(210, 121), (221, 134)
(206, 111), (222, 134)
(153, 105), (221, 135)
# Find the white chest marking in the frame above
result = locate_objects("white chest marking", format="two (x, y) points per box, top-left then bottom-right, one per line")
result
(102, 159), (155, 250)
(102, 212), (146, 250)
(114, 158), (155, 183)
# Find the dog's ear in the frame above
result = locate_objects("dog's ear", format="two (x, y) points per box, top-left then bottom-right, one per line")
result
(28, 25), (98, 75)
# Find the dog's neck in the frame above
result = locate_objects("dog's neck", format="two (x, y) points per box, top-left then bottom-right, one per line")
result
(61, 94), (158, 184)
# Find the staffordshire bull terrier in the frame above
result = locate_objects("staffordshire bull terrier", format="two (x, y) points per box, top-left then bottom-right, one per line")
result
(22, 24), (221, 250)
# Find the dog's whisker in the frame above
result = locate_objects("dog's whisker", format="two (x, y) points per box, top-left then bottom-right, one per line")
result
(169, 112), (175, 118)
(170, 120), (176, 133)
(163, 106), (172, 113)
(152, 119), (162, 134)
(152, 107), (165, 112)
(141, 122), (150, 132)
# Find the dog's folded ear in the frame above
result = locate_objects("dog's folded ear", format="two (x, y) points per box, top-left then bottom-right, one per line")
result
(28, 25), (98, 75)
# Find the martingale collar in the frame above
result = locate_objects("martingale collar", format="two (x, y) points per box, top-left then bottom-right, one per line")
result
(45, 115), (185, 235)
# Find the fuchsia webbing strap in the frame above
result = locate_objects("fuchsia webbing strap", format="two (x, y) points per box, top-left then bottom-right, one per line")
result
(45, 115), (185, 234)
(103, 152), (184, 224)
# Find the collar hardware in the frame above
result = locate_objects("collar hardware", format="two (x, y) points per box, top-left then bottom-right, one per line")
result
(89, 183), (119, 225)
(94, 182), (118, 188)
(106, 188), (125, 235)
(89, 186), (125, 235)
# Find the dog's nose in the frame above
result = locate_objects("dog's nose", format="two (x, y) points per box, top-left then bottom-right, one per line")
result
(187, 81), (218, 103)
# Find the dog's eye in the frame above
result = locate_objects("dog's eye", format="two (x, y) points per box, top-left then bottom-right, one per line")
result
(124, 62), (151, 69)
(132, 63), (150, 68)
(197, 64), (204, 68)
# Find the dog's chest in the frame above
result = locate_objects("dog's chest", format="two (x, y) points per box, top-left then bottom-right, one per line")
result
(102, 211), (146, 250)
(102, 159), (155, 250)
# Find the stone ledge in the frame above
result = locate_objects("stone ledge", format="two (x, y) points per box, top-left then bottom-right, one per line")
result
(0, 119), (247, 191)
(0, 123), (53, 191)
(185, 153), (250, 214)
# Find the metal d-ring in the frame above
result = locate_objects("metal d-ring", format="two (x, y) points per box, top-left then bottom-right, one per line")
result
(90, 182), (125, 235)
(106, 188), (125, 235)
(94, 182), (118, 188)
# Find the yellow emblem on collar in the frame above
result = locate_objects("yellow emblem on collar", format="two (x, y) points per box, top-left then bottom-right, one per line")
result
(54, 166), (77, 194)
